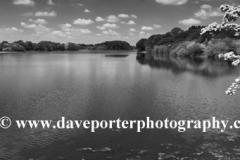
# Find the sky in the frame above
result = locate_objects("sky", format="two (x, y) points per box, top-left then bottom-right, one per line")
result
(0, 0), (239, 45)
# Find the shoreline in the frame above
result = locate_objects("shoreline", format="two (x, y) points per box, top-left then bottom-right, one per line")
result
(0, 49), (136, 54)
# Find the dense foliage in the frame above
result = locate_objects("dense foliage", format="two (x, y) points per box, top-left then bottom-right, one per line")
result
(137, 26), (205, 49)
(0, 40), (132, 52)
(136, 38), (147, 51)
(92, 41), (132, 50)
(136, 23), (240, 59)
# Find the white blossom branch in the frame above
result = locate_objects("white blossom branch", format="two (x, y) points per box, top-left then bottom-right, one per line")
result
(200, 4), (240, 95)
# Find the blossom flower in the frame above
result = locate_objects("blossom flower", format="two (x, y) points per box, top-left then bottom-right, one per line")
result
(201, 4), (240, 95)
(232, 59), (240, 66)
(226, 79), (240, 95)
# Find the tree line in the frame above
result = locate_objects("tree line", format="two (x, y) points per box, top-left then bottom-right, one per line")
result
(0, 40), (133, 52)
(136, 25), (240, 58)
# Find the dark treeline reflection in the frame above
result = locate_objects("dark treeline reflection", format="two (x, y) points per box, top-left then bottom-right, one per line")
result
(137, 55), (238, 78)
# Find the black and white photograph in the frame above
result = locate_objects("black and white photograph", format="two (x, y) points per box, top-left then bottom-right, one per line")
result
(1, 0), (240, 159)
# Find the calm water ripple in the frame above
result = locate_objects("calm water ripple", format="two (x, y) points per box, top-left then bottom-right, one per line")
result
(0, 51), (240, 159)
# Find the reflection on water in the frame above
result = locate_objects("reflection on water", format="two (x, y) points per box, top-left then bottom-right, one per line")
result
(1, 51), (240, 159)
(137, 55), (238, 78)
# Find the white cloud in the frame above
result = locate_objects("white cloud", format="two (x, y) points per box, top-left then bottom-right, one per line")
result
(195, 4), (223, 19)
(21, 22), (37, 28)
(78, 3), (83, 7)
(84, 9), (90, 13)
(0, 27), (23, 33)
(118, 14), (129, 18)
(59, 23), (72, 32)
(120, 20), (135, 24)
(140, 31), (151, 37)
(129, 28), (136, 32)
(9, 27), (19, 31)
(57, 24), (92, 37)
(59, 23), (72, 30)
(73, 18), (94, 25)
(154, 24), (161, 28)
(102, 29), (120, 35)
(29, 19), (47, 25)
(97, 23), (119, 30)
(96, 17), (105, 22)
(35, 11), (57, 17)
(60, 26), (91, 34)
(155, 0), (188, 5)
(21, 22), (51, 35)
(179, 18), (201, 25)
(103, 23), (119, 28)
(80, 29), (91, 34)
(97, 26), (106, 30)
(141, 26), (154, 30)
(13, 0), (35, 6)
(128, 20), (136, 25)
(51, 31), (67, 37)
(34, 25), (51, 34)
(47, 0), (55, 5)
(106, 15), (119, 23)
(131, 14), (138, 19)
(35, 19), (47, 24)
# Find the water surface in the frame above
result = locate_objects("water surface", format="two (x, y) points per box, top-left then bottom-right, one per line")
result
(1, 51), (240, 160)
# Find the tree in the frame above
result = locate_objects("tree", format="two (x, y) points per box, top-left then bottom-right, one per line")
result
(136, 38), (147, 51)
(9, 43), (25, 51)
(14, 40), (27, 50)
(57, 43), (66, 51)
(93, 41), (132, 50)
(170, 27), (183, 37)
(157, 37), (173, 45)
(201, 4), (240, 95)
(66, 42), (80, 51)
(26, 41), (34, 50)
(145, 34), (163, 48)
(0, 41), (9, 51)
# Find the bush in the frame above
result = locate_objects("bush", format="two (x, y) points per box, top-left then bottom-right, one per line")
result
(9, 43), (25, 52)
(146, 36), (240, 58)
(186, 42), (205, 57)
(96, 45), (108, 50)
(170, 42), (189, 57)
(204, 40), (229, 58)
(160, 45), (169, 55)
(170, 44), (181, 57)
(177, 48), (189, 57)
(152, 45), (169, 57)
(222, 38), (240, 55)
(232, 40), (240, 55)
(145, 46), (153, 58)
